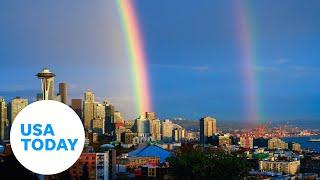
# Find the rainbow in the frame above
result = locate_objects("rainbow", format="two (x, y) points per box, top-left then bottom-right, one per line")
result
(116, 0), (152, 116)
(234, 1), (262, 124)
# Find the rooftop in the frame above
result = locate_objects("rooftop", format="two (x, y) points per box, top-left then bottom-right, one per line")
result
(128, 145), (172, 163)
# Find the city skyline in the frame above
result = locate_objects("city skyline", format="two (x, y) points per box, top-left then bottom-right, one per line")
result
(0, 1), (320, 121)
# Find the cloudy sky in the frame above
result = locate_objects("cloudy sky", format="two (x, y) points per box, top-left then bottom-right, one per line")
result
(0, 0), (319, 122)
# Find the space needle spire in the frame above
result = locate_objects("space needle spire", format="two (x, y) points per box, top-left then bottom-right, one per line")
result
(36, 68), (56, 100)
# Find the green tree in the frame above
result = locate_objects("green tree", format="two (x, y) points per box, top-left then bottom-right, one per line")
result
(167, 150), (252, 180)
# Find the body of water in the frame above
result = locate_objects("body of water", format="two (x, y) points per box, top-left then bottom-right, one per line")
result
(282, 135), (320, 152)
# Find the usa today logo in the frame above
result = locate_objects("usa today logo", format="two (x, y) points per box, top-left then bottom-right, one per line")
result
(10, 100), (85, 175)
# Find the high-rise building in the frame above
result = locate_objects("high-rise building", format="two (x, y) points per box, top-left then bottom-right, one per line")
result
(135, 116), (150, 137)
(268, 138), (288, 150)
(145, 112), (161, 141)
(200, 116), (217, 144)
(59, 83), (68, 104)
(8, 97), (28, 123)
(0, 97), (9, 140)
(151, 119), (161, 141)
(172, 127), (185, 143)
(36, 68), (55, 100)
(71, 99), (82, 120)
(114, 111), (124, 129)
(104, 101), (115, 134)
(161, 119), (173, 143)
(94, 103), (105, 119)
(83, 90), (95, 130)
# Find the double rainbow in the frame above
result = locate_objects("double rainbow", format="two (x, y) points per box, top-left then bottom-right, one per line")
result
(116, 0), (152, 116)
(116, 0), (262, 122)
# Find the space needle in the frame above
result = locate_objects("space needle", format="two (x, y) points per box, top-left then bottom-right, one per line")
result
(36, 68), (55, 100)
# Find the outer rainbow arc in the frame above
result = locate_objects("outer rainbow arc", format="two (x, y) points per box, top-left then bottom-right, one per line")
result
(116, 0), (152, 116)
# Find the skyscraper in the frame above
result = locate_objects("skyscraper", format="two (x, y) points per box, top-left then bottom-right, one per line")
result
(83, 90), (95, 130)
(36, 68), (55, 100)
(94, 103), (105, 119)
(59, 83), (68, 104)
(151, 119), (161, 141)
(200, 116), (217, 144)
(162, 119), (173, 142)
(145, 112), (159, 140)
(93, 102), (105, 134)
(135, 116), (150, 137)
(71, 99), (82, 120)
(0, 97), (9, 140)
(104, 101), (115, 134)
(8, 97), (28, 123)
(114, 111), (123, 126)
